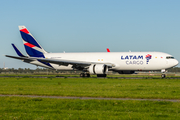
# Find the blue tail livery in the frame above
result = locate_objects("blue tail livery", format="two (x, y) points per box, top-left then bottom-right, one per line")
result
(19, 26), (47, 57)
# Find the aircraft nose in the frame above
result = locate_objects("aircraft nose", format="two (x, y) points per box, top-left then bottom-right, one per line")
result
(174, 59), (179, 66)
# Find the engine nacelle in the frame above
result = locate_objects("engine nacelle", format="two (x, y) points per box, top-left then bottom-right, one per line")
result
(88, 64), (108, 74)
(118, 71), (135, 74)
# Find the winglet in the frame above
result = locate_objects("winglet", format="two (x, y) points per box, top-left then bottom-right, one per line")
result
(106, 48), (110, 52)
(11, 44), (26, 57)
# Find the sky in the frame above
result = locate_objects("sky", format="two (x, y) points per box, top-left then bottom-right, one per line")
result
(1, 0), (180, 69)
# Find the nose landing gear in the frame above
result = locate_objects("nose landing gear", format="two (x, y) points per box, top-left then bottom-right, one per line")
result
(161, 69), (166, 78)
(161, 74), (166, 78)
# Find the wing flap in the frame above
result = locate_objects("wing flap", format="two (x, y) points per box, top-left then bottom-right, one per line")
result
(6, 55), (115, 68)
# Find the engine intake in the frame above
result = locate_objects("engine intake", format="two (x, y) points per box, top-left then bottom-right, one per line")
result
(89, 64), (108, 74)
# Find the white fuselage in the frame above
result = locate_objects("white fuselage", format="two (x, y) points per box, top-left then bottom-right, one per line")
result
(29, 52), (178, 71)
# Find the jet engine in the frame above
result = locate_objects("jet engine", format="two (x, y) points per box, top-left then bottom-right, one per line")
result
(88, 64), (108, 74)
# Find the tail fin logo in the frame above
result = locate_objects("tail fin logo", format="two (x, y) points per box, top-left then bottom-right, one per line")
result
(19, 26), (47, 57)
(145, 54), (152, 64)
(24, 43), (35, 48)
(20, 27), (29, 34)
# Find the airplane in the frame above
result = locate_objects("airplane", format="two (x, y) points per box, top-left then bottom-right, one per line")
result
(6, 26), (178, 78)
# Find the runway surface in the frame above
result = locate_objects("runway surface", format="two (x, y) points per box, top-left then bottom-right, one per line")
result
(0, 95), (180, 102)
(1, 76), (180, 79)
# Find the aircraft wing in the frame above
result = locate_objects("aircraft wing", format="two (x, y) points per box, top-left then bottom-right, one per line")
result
(5, 55), (115, 69)
(11, 44), (26, 57)
(37, 58), (114, 68)
(5, 55), (29, 60)
(5, 55), (39, 62)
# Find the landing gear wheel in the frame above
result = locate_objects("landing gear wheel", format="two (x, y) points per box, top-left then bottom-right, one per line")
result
(80, 73), (90, 77)
(80, 73), (85, 77)
(86, 73), (90, 77)
(161, 74), (166, 78)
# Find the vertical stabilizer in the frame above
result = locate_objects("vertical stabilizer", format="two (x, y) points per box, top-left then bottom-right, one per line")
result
(19, 26), (47, 57)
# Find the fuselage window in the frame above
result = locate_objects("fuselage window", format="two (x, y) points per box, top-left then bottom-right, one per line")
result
(166, 56), (174, 59)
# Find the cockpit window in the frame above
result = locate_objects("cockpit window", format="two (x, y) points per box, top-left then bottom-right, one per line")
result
(166, 56), (174, 59)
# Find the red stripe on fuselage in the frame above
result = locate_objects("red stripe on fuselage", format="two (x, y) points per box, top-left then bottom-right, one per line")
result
(24, 43), (35, 48)
(20, 28), (29, 34)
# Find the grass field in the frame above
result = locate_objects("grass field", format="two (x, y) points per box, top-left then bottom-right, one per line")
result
(0, 77), (180, 99)
(0, 97), (180, 119)
(1, 76), (180, 119)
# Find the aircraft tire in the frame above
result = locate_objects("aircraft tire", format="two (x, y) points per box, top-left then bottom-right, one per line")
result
(86, 73), (90, 77)
(80, 73), (85, 77)
(161, 74), (166, 78)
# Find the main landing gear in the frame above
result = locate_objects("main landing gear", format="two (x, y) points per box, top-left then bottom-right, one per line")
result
(80, 73), (90, 77)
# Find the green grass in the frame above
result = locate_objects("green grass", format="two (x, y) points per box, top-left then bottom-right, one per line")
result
(0, 96), (180, 119)
(1, 77), (180, 119)
(0, 77), (180, 99)
(0, 73), (178, 78)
